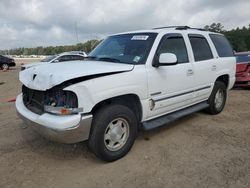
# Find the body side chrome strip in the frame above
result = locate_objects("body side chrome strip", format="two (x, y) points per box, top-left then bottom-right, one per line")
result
(154, 85), (211, 102)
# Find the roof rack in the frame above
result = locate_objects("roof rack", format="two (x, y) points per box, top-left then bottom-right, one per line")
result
(185, 27), (207, 31)
(152, 26), (207, 31)
(152, 26), (188, 30)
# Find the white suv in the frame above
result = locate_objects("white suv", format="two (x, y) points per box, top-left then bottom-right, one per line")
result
(16, 26), (236, 161)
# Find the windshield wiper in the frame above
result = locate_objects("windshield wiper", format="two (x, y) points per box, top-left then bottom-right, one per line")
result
(85, 56), (121, 63)
(85, 56), (98, 59)
(98, 57), (121, 63)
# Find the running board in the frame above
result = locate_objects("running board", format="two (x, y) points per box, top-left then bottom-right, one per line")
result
(142, 102), (209, 131)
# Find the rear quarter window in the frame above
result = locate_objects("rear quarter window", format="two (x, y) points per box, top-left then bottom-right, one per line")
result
(209, 34), (234, 57)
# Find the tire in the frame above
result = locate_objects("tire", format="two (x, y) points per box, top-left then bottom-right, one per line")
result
(206, 81), (227, 115)
(88, 104), (138, 162)
(1, 64), (9, 70)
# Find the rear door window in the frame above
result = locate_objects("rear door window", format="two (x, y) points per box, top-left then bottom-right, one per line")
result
(58, 55), (72, 62)
(189, 35), (213, 61)
(72, 55), (85, 60)
(209, 34), (234, 57)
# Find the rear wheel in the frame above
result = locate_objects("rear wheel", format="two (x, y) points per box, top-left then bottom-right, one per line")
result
(88, 104), (138, 162)
(1, 64), (9, 71)
(206, 81), (227, 115)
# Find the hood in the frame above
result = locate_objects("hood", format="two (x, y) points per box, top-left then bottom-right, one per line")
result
(236, 62), (249, 73)
(19, 61), (134, 91)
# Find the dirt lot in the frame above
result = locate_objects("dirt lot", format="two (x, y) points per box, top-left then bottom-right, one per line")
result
(0, 60), (250, 188)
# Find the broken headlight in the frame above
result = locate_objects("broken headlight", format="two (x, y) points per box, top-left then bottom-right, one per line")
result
(44, 90), (83, 115)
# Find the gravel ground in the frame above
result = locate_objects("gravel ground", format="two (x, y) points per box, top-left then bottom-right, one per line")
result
(0, 60), (249, 188)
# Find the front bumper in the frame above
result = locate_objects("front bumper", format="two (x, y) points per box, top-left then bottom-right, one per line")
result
(16, 94), (93, 143)
(234, 81), (250, 87)
(235, 73), (250, 87)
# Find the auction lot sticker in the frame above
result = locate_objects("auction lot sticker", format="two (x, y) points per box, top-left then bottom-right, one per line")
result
(131, 35), (149, 40)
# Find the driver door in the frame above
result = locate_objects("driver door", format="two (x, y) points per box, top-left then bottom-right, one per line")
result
(146, 33), (196, 119)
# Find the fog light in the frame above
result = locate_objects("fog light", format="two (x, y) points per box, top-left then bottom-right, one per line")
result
(44, 105), (83, 115)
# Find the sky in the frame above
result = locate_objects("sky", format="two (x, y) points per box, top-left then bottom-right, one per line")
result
(0, 0), (249, 50)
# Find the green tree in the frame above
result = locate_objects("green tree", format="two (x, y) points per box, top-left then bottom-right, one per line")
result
(204, 23), (224, 32)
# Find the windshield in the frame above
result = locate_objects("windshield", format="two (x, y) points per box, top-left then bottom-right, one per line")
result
(235, 54), (250, 63)
(88, 33), (157, 64)
(41, 55), (57, 62)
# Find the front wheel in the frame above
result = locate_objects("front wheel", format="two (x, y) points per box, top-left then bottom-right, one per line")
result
(206, 81), (227, 115)
(1, 64), (9, 71)
(88, 104), (138, 162)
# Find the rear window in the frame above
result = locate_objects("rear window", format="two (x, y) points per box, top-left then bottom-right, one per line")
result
(236, 54), (250, 63)
(209, 34), (234, 57)
(189, 35), (213, 61)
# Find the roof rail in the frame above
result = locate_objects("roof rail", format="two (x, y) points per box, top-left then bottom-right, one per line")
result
(152, 26), (190, 30)
(153, 26), (207, 31)
(186, 27), (207, 31)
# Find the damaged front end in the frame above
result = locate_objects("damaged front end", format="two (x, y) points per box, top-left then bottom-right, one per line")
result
(22, 85), (82, 115)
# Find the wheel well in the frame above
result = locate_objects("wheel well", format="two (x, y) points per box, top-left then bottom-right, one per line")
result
(216, 75), (229, 88)
(91, 94), (143, 122)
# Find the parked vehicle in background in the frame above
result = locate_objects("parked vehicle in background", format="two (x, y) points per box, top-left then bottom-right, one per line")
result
(21, 51), (87, 70)
(234, 52), (250, 87)
(0, 55), (16, 70)
(16, 26), (236, 162)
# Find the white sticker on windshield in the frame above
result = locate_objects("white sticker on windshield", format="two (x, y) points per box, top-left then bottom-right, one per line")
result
(133, 56), (141, 63)
(131, 35), (149, 40)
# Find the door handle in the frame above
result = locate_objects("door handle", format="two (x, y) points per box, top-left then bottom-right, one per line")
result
(211, 65), (217, 71)
(187, 69), (194, 76)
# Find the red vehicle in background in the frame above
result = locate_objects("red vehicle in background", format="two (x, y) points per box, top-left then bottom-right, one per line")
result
(234, 52), (250, 88)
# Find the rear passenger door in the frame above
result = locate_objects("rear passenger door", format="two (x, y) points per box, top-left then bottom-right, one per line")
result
(188, 34), (215, 102)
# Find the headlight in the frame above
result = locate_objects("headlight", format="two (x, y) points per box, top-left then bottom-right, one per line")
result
(43, 89), (81, 115)
(44, 105), (83, 115)
(22, 85), (81, 115)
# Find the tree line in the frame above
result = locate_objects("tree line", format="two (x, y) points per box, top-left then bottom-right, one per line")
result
(0, 39), (101, 56)
(0, 23), (249, 56)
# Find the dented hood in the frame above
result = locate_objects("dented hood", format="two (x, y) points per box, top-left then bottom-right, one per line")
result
(20, 61), (134, 91)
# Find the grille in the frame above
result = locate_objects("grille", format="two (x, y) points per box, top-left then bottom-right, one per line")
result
(22, 85), (78, 115)
(236, 72), (244, 77)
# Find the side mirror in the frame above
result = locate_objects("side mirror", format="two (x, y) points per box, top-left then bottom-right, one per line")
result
(53, 59), (59, 63)
(158, 53), (177, 66)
